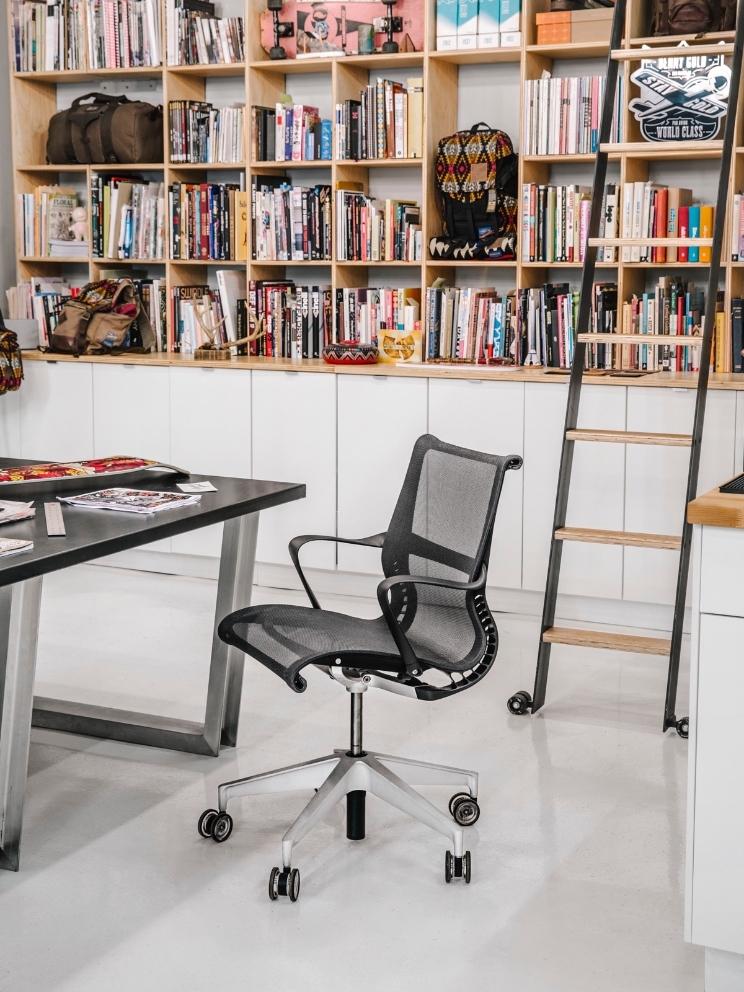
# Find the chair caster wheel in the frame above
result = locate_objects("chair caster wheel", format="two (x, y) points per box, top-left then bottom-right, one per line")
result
(209, 811), (233, 843)
(269, 866), (301, 901)
(197, 808), (218, 838)
(449, 793), (480, 826)
(445, 850), (471, 883)
(507, 690), (532, 715)
(676, 717), (689, 739)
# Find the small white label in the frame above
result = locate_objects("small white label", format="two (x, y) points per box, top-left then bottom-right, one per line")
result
(177, 481), (217, 493)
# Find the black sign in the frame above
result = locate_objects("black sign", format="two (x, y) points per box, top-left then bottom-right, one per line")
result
(629, 52), (730, 143)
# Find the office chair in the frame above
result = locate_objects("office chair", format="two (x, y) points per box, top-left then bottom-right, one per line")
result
(198, 434), (522, 901)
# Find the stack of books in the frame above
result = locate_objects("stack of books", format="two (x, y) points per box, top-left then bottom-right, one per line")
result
(165, 0), (244, 65)
(251, 104), (332, 162)
(137, 278), (167, 352)
(169, 182), (248, 261)
(521, 183), (592, 263)
(12, 0), (85, 71)
(335, 78), (424, 160)
(85, 0), (161, 68)
(334, 286), (421, 349)
(605, 184), (710, 264)
(251, 177), (332, 261)
(615, 281), (708, 372)
(17, 185), (81, 258)
(335, 190), (422, 261)
(523, 75), (622, 155)
(170, 102), (245, 164)
(249, 282), (332, 358)
(91, 176), (166, 260)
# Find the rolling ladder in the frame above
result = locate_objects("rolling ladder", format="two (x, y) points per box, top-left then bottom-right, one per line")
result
(507, 0), (744, 736)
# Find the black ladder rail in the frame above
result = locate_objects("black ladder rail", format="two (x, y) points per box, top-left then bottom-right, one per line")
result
(663, 12), (744, 733)
(508, 1), (744, 731)
(530, 0), (628, 715)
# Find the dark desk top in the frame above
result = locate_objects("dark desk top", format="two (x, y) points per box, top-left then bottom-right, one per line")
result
(0, 460), (305, 585)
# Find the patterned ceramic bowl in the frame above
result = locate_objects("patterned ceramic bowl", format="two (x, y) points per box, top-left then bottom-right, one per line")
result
(322, 341), (379, 365)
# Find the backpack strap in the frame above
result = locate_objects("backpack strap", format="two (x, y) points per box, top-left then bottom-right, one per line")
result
(99, 101), (122, 163)
(469, 122), (493, 134)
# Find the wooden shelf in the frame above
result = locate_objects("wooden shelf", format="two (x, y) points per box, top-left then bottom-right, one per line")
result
(167, 62), (246, 77)
(426, 259), (518, 267)
(526, 41), (609, 59)
(170, 258), (248, 266)
(336, 259), (422, 266)
(612, 43), (733, 59)
(251, 259), (332, 266)
(94, 257), (166, 265)
(336, 158), (424, 167)
(13, 66), (162, 82)
(249, 160), (330, 169)
(601, 141), (724, 160)
(171, 161), (247, 170)
(428, 47), (521, 65)
(20, 255), (90, 263)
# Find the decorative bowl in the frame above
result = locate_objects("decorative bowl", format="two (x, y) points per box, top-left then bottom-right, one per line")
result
(322, 341), (379, 365)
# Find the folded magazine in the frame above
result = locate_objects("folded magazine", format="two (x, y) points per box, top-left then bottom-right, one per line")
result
(58, 488), (201, 514)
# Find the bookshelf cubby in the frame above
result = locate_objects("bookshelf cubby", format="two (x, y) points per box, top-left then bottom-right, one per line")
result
(6, 0), (741, 368)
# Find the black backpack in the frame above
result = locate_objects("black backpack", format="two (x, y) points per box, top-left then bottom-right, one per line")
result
(430, 123), (519, 260)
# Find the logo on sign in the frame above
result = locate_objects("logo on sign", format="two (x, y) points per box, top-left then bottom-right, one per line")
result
(629, 52), (730, 142)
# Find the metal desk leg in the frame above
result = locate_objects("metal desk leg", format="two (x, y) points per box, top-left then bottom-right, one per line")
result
(0, 577), (43, 871)
(205, 512), (259, 752)
(31, 511), (260, 758)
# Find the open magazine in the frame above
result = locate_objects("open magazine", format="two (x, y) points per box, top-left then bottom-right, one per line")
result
(58, 488), (202, 514)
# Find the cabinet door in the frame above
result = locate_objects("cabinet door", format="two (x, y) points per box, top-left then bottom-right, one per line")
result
(170, 367), (252, 557)
(522, 383), (626, 599)
(252, 370), (336, 569)
(428, 378), (524, 589)
(690, 612), (744, 953)
(624, 388), (736, 605)
(0, 391), (21, 458)
(20, 360), (94, 461)
(337, 374), (428, 574)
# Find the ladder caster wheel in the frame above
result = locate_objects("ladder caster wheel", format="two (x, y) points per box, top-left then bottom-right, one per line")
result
(507, 690), (532, 715)
(445, 850), (472, 883)
(449, 794), (480, 826)
(209, 811), (233, 843)
(269, 866), (300, 901)
(676, 717), (689, 740)
(197, 808), (218, 838)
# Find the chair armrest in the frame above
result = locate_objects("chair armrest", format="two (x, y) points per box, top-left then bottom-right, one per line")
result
(376, 566), (487, 677)
(289, 532), (387, 609)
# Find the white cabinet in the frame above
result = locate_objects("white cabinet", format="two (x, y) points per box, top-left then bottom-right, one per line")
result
(93, 364), (171, 462)
(170, 366), (252, 557)
(522, 382), (626, 598)
(428, 378), (524, 589)
(20, 360), (94, 461)
(624, 388), (736, 605)
(0, 391), (21, 458)
(252, 370), (336, 569)
(337, 374), (427, 574)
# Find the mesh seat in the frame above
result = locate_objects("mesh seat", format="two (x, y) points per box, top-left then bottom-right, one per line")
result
(219, 435), (522, 697)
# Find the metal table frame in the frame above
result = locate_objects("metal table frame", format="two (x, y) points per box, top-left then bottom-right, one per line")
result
(0, 512), (258, 871)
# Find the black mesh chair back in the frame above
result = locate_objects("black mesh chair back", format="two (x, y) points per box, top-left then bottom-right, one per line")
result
(379, 434), (521, 676)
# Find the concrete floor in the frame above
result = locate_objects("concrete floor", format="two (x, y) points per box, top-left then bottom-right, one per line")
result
(0, 564), (702, 992)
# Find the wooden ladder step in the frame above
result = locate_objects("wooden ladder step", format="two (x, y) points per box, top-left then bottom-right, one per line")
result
(577, 333), (702, 346)
(566, 429), (692, 447)
(542, 626), (672, 656)
(555, 526), (681, 550)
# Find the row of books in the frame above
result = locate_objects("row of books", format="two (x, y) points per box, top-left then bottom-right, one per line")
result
(521, 184), (591, 264)
(16, 186), (86, 259)
(251, 104), (332, 163)
(170, 182), (248, 261)
(85, 0), (161, 69)
(248, 282), (332, 358)
(165, 0), (244, 65)
(616, 281), (709, 373)
(335, 191), (422, 262)
(601, 183), (713, 264)
(90, 176), (165, 260)
(425, 286), (521, 364)
(730, 194), (744, 262)
(252, 177), (332, 262)
(523, 75), (622, 156)
(12, 0), (85, 71)
(335, 78), (424, 161)
(171, 270), (246, 353)
(169, 101), (245, 164)
(335, 286), (421, 349)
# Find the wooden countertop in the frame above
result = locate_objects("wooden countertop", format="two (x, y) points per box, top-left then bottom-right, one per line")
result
(688, 483), (744, 528)
(20, 350), (744, 389)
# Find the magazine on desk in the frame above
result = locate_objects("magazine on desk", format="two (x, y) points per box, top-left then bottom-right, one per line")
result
(58, 489), (202, 514)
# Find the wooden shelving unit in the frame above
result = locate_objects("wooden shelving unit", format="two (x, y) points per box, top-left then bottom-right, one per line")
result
(6, 0), (741, 364)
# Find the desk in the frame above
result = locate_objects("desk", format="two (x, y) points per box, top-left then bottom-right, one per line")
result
(0, 463), (304, 871)
(685, 484), (744, 991)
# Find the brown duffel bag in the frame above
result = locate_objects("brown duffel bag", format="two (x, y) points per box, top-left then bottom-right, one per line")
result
(652, 0), (736, 34)
(47, 92), (163, 165)
(51, 279), (155, 356)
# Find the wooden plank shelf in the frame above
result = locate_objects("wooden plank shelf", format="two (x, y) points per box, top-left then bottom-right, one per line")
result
(612, 43), (733, 59)
(542, 627), (672, 656)
(566, 428), (693, 446)
(554, 527), (682, 550)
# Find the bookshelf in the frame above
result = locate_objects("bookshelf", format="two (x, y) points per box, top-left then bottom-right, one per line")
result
(6, 0), (741, 367)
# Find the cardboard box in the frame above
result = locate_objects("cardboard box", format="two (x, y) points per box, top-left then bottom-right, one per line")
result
(537, 22), (571, 43)
(436, 0), (459, 49)
(500, 29), (521, 46)
(535, 10), (570, 23)
(499, 0), (520, 33)
(477, 0), (500, 48)
(457, 0), (479, 48)
(571, 7), (613, 43)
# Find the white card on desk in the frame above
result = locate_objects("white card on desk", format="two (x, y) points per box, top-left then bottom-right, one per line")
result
(177, 481), (217, 493)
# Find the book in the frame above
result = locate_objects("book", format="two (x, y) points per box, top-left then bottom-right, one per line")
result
(166, 0), (243, 65)
(86, 0), (161, 68)
(688, 205), (701, 263)
(407, 78), (424, 159)
(700, 205), (714, 264)
(732, 298), (744, 373)
(0, 539), (33, 557)
(523, 75), (621, 155)
(216, 269), (247, 353)
(171, 101), (244, 164)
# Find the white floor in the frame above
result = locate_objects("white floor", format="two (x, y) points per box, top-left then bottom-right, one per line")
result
(0, 564), (702, 992)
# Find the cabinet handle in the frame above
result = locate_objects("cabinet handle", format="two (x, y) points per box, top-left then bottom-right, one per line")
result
(469, 379), (484, 385)
(673, 388), (689, 393)
(374, 375), (387, 381)
(47, 360), (58, 365)
(284, 371), (299, 376)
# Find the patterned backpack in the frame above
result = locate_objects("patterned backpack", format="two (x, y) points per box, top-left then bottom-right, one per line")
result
(430, 123), (518, 260)
(0, 321), (23, 394)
